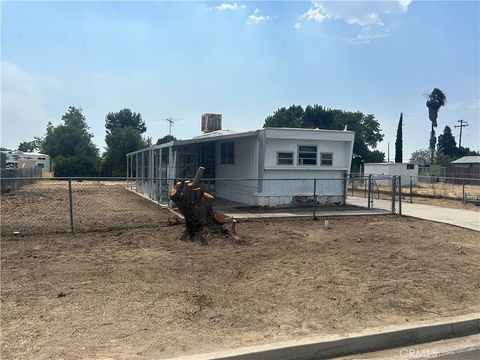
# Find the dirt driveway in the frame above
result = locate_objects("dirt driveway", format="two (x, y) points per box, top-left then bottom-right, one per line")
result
(2, 215), (479, 359)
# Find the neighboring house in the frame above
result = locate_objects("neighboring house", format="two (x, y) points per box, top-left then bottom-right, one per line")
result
(127, 114), (355, 206)
(2, 150), (51, 173)
(363, 162), (419, 186)
(447, 156), (480, 184)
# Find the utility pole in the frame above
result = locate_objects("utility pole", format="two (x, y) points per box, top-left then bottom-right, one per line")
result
(454, 120), (469, 147)
(165, 117), (174, 135)
(387, 142), (390, 162)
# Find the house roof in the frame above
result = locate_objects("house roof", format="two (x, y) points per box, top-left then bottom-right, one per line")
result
(450, 156), (480, 164)
(127, 127), (355, 155)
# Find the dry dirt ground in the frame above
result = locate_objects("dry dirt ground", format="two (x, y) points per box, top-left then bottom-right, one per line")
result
(0, 180), (169, 235)
(2, 215), (479, 359)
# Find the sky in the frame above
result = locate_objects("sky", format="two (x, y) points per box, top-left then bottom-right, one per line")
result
(1, 0), (479, 161)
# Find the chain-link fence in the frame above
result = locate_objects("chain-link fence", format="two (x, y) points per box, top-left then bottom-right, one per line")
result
(0, 168), (43, 194)
(0, 178), (170, 236)
(1, 176), (401, 236)
(129, 175), (400, 218)
(399, 175), (480, 205)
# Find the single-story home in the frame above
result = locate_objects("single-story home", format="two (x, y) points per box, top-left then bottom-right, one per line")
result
(363, 162), (419, 186)
(1, 150), (51, 173)
(127, 114), (355, 207)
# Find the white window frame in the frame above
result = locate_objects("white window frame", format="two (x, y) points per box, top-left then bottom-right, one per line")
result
(276, 151), (294, 166)
(320, 152), (333, 166)
(298, 145), (317, 166)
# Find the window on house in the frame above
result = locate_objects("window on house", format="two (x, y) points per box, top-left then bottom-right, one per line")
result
(320, 153), (333, 166)
(407, 164), (414, 170)
(298, 146), (317, 165)
(277, 152), (294, 165)
(37, 163), (44, 168)
(221, 142), (234, 164)
(37, 157), (46, 160)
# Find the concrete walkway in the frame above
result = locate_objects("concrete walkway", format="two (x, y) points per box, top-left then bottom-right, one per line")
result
(400, 202), (480, 232)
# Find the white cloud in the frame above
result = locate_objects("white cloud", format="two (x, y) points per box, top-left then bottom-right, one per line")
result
(247, 9), (270, 25)
(1, 61), (61, 149)
(396, 0), (412, 13)
(210, 2), (247, 11)
(345, 12), (384, 26)
(294, 22), (301, 29)
(300, 7), (328, 23)
(297, 1), (411, 43)
(343, 29), (388, 44)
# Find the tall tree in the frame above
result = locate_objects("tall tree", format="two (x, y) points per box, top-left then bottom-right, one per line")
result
(437, 125), (457, 157)
(42, 106), (99, 176)
(263, 104), (384, 172)
(103, 108), (148, 176)
(395, 112), (403, 163)
(426, 88), (446, 164)
(105, 108), (146, 135)
(103, 128), (148, 176)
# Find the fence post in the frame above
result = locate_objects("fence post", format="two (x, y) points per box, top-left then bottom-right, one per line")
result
(343, 172), (347, 205)
(398, 176), (402, 215)
(462, 178), (466, 203)
(313, 179), (317, 219)
(409, 176), (413, 203)
(68, 178), (75, 235)
(391, 176), (397, 214)
(367, 175), (372, 209)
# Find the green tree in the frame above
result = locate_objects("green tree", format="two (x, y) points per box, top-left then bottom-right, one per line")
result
(409, 149), (430, 166)
(103, 128), (148, 176)
(105, 108), (146, 135)
(426, 88), (446, 164)
(42, 106), (99, 176)
(156, 135), (177, 145)
(18, 137), (43, 152)
(395, 113), (403, 163)
(263, 104), (384, 172)
(103, 108), (148, 176)
(437, 125), (457, 157)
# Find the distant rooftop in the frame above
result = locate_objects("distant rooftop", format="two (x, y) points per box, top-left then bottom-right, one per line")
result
(451, 156), (480, 164)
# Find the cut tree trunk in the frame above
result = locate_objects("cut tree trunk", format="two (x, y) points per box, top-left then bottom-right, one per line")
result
(170, 167), (239, 243)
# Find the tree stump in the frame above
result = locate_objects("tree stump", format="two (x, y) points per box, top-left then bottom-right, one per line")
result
(170, 167), (239, 243)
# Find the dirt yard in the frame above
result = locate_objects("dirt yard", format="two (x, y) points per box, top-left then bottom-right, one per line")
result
(2, 215), (479, 359)
(0, 180), (169, 235)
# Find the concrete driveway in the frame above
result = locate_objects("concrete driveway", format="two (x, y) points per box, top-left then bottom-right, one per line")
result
(400, 202), (480, 232)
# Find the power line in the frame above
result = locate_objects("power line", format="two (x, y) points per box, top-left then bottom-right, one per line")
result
(454, 120), (469, 147)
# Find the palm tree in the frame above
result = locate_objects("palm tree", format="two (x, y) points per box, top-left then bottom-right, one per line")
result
(426, 88), (446, 164)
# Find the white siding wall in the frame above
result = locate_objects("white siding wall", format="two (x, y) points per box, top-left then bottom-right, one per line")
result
(215, 137), (258, 178)
(364, 163), (419, 186)
(264, 139), (349, 170)
(215, 137), (349, 207)
(215, 137), (259, 204)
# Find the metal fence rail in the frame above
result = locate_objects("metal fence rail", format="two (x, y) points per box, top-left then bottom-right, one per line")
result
(402, 176), (480, 204)
(0, 168), (43, 194)
(1, 176), (401, 236)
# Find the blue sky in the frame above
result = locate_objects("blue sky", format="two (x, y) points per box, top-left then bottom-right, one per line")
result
(1, 1), (479, 161)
